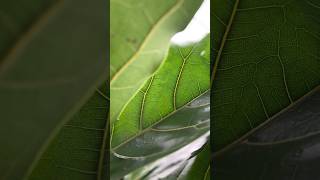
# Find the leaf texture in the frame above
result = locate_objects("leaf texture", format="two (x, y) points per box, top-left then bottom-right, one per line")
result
(110, 91), (210, 179)
(111, 35), (210, 148)
(110, 35), (209, 179)
(0, 0), (108, 179)
(30, 84), (109, 180)
(214, 86), (320, 180)
(110, 0), (203, 125)
(212, 0), (320, 152)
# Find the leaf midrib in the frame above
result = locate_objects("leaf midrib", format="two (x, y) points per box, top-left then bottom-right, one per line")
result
(213, 85), (320, 157)
(211, 0), (239, 86)
(97, 90), (109, 180)
(110, 0), (184, 84)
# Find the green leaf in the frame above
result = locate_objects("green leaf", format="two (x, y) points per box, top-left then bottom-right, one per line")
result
(110, 0), (203, 124)
(112, 35), (210, 147)
(212, 0), (320, 152)
(0, 0), (107, 179)
(110, 35), (210, 179)
(214, 86), (320, 180)
(30, 84), (109, 180)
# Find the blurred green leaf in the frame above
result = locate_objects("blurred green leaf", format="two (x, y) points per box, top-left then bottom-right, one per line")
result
(0, 0), (55, 60)
(0, 0), (107, 179)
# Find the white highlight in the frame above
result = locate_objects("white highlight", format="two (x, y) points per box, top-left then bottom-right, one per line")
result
(171, 0), (210, 46)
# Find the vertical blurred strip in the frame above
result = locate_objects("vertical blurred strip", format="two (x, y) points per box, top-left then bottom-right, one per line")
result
(0, 0), (108, 179)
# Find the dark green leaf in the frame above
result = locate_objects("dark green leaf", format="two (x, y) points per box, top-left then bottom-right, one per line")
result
(212, 0), (320, 152)
(0, 0), (55, 60)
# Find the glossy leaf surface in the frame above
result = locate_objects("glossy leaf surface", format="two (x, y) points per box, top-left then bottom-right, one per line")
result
(214, 86), (320, 180)
(124, 135), (209, 180)
(112, 36), (210, 147)
(0, 0), (107, 179)
(177, 143), (210, 180)
(110, 0), (203, 124)
(212, 0), (320, 151)
(111, 92), (210, 179)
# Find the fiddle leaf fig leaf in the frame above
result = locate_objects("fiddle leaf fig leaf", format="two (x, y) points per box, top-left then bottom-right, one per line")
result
(110, 35), (210, 179)
(111, 35), (209, 148)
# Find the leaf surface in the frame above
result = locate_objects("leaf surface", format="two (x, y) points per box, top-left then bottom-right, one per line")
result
(112, 36), (210, 148)
(110, 0), (203, 124)
(214, 86), (320, 180)
(0, 0), (55, 61)
(30, 84), (109, 180)
(110, 34), (210, 178)
(124, 136), (210, 180)
(212, 0), (320, 152)
(0, 0), (107, 179)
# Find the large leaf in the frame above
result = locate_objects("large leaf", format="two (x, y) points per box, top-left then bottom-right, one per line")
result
(214, 85), (320, 180)
(0, 0), (107, 179)
(212, 0), (320, 152)
(30, 84), (109, 180)
(110, 35), (210, 179)
(112, 35), (210, 147)
(110, 0), (203, 124)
